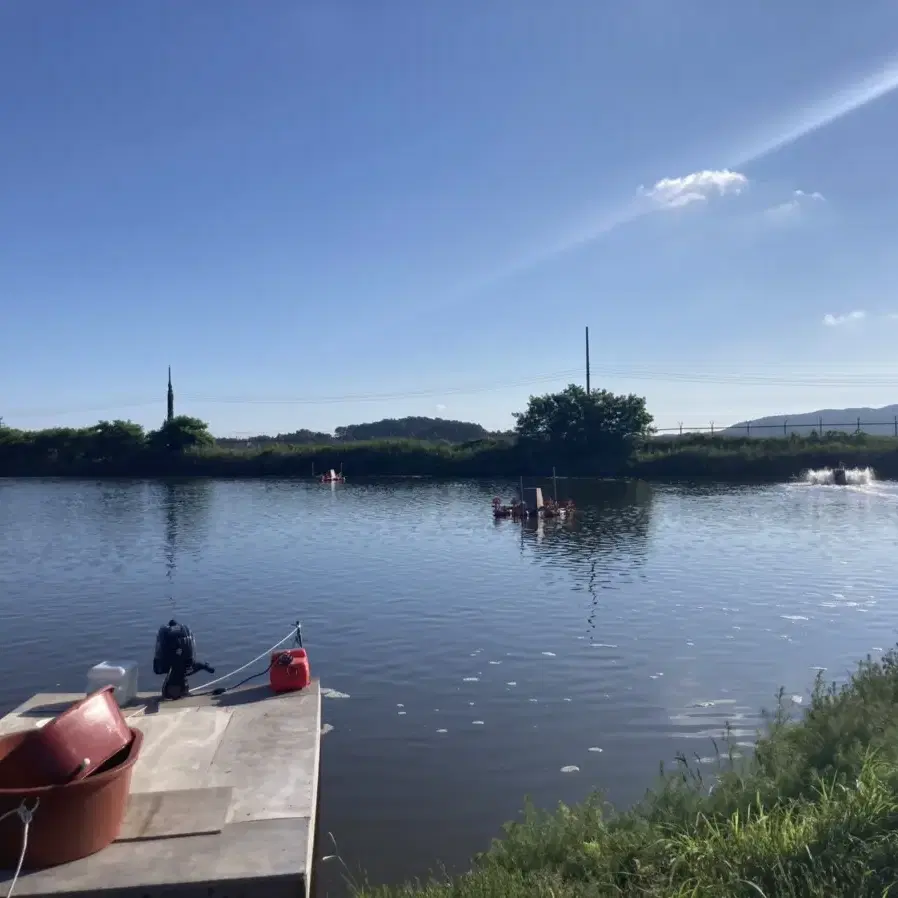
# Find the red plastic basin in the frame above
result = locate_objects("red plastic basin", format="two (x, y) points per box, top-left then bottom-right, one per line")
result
(0, 726), (144, 869)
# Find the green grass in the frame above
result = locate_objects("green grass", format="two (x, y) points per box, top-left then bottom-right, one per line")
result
(355, 650), (898, 898)
(4, 423), (898, 480)
(632, 433), (898, 480)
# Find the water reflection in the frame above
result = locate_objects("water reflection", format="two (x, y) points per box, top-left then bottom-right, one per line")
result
(513, 480), (654, 637)
(152, 479), (214, 616)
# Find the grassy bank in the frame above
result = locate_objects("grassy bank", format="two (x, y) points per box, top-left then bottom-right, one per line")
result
(3, 429), (898, 481)
(0, 416), (898, 481)
(358, 650), (898, 898)
(633, 432), (898, 481)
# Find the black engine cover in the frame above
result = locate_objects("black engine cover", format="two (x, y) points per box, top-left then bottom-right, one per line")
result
(153, 620), (197, 676)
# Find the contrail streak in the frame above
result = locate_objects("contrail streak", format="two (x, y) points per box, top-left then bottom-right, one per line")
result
(399, 54), (898, 325)
(506, 55), (898, 276)
(727, 56), (898, 168)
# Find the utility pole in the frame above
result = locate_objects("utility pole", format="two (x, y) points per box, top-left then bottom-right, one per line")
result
(585, 326), (591, 395)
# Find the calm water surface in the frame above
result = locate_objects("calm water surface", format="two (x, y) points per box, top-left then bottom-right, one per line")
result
(1, 476), (896, 893)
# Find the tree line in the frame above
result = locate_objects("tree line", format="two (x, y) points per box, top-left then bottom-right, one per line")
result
(1, 385), (894, 479)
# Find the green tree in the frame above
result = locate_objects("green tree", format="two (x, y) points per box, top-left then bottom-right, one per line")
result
(148, 416), (214, 453)
(90, 420), (146, 461)
(513, 384), (653, 464)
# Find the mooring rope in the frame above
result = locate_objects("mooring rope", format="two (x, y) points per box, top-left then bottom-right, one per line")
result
(1, 798), (39, 898)
(191, 624), (302, 695)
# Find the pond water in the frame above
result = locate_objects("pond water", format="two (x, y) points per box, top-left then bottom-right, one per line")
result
(0, 474), (895, 892)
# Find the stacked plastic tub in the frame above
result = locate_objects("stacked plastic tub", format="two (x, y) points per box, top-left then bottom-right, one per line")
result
(0, 685), (143, 869)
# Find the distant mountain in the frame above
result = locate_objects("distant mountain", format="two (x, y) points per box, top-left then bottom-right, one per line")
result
(723, 405), (898, 437)
(334, 416), (494, 443)
(217, 416), (504, 447)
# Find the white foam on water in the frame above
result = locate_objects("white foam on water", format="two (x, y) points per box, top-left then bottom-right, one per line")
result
(590, 643), (618, 648)
(489, 660), (502, 665)
(588, 746), (603, 753)
(529, 698), (539, 702)
(398, 711), (406, 716)
(397, 703), (404, 708)
(563, 697), (572, 702)
(791, 695), (804, 705)
(463, 677), (479, 682)
(436, 728), (448, 734)
(542, 651), (556, 657)
(803, 466), (875, 485)
(781, 614), (809, 621)
(322, 688), (350, 700)
(560, 765), (580, 773)
(321, 723), (334, 735)
(472, 720), (484, 725)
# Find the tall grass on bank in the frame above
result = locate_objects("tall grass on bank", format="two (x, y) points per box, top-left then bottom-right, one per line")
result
(632, 432), (898, 480)
(3, 428), (898, 480)
(357, 650), (898, 898)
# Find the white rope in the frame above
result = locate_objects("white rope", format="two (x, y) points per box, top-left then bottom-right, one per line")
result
(193, 626), (300, 694)
(1, 798), (39, 898)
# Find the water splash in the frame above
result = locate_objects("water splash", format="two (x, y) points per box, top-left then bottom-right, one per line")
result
(803, 467), (875, 485)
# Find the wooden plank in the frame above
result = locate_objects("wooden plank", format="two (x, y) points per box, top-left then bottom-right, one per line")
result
(117, 787), (232, 841)
(1, 818), (311, 897)
(129, 707), (233, 794)
(211, 688), (321, 824)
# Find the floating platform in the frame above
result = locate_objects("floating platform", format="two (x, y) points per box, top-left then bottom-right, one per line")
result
(0, 680), (321, 898)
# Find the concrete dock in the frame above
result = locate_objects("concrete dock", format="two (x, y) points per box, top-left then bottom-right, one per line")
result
(0, 679), (321, 898)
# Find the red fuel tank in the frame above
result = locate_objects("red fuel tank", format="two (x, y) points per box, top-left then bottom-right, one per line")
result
(269, 648), (311, 693)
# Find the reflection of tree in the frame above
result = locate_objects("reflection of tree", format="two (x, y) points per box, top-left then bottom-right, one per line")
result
(155, 480), (213, 602)
(518, 480), (655, 636)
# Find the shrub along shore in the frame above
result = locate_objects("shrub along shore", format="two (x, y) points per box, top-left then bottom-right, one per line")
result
(1, 427), (896, 481)
(357, 650), (898, 898)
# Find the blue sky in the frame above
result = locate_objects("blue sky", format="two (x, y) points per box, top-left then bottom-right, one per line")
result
(4, 1), (898, 436)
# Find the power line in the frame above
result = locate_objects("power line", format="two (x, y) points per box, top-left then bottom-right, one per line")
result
(181, 369), (585, 405)
(2, 399), (161, 420)
(6, 363), (898, 419)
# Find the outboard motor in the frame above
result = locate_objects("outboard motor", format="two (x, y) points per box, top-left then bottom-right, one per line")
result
(153, 620), (215, 700)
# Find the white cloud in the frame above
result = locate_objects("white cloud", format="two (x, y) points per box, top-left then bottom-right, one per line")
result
(638, 169), (748, 210)
(435, 403), (447, 412)
(823, 310), (866, 326)
(765, 189), (825, 223)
